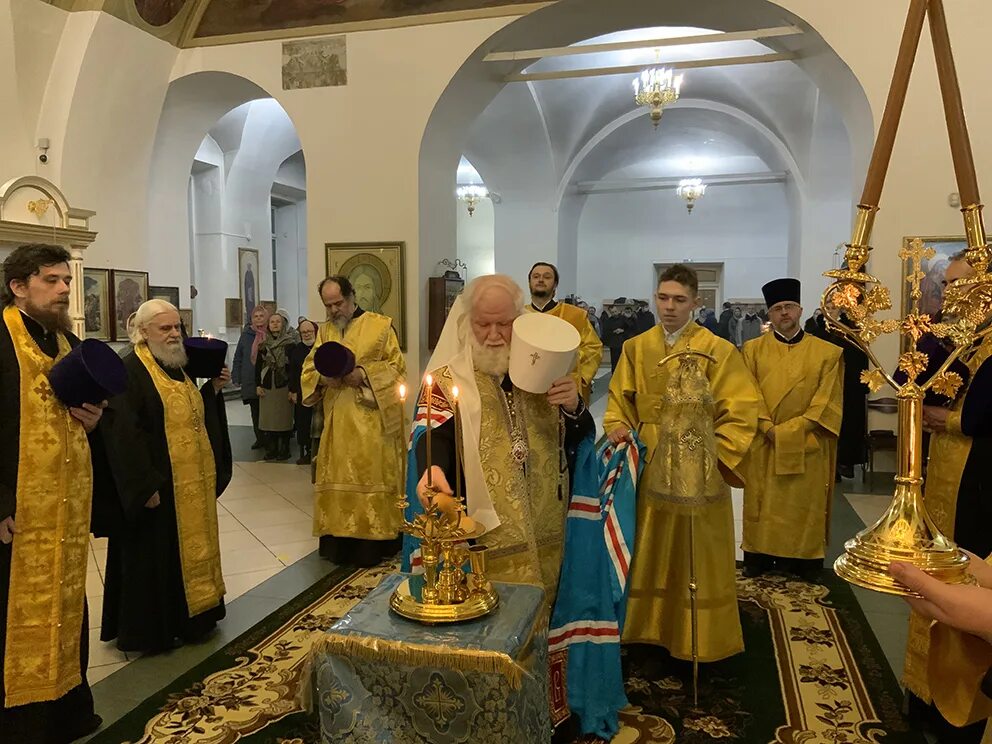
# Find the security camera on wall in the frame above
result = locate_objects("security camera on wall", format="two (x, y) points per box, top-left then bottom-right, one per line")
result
(37, 137), (50, 164)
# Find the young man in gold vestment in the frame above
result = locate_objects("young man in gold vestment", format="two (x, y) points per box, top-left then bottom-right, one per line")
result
(740, 278), (844, 580)
(900, 254), (992, 744)
(96, 300), (232, 654)
(414, 274), (594, 600)
(1, 244), (105, 742)
(525, 262), (603, 403)
(605, 264), (759, 662)
(301, 275), (407, 568)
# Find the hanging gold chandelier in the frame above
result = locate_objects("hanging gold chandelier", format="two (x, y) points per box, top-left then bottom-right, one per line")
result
(633, 66), (683, 128)
(455, 185), (488, 217)
(826, 0), (992, 596)
(676, 178), (707, 213)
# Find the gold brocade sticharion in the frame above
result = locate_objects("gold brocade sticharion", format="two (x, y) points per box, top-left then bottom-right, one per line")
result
(3, 306), (93, 707)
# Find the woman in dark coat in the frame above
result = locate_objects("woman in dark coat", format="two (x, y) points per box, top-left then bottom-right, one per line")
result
(255, 309), (297, 461)
(288, 319), (318, 465)
(232, 305), (271, 449)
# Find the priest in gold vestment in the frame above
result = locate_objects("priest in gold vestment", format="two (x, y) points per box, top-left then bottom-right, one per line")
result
(525, 261), (603, 402)
(302, 275), (406, 568)
(605, 264), (759, 662)
(413, 274), (594, 600)
(96, 300), (232, 654)
(1, 244), (105, 742)
(900, 254), (992, 744)
(741, 278), (843, 580)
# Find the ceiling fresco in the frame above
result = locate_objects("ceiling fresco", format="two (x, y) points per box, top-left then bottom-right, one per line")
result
(135, 0), (189, 26)
(193, 0), (539, 39)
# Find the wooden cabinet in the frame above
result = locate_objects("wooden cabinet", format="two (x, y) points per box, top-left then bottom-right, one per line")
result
(428, 274), (464, 349)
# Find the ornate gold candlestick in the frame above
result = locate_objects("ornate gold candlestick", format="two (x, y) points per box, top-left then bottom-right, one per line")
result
(390, 378), (500, 623)
(827, 0), (992, 596)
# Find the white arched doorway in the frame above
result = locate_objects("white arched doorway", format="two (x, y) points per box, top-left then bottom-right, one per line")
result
(418, 0), (873, 357)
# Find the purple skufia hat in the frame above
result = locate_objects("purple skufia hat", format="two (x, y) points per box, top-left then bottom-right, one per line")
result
(49, 339), (128, 408)
(314, 341), (356, 378)
(183, 337), (228, 379)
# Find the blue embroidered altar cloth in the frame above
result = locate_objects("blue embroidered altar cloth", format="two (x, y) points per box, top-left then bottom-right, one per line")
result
(309, 572), (550, 743)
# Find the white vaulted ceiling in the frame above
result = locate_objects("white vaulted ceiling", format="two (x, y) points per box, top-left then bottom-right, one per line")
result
(463, 24), (848, 196)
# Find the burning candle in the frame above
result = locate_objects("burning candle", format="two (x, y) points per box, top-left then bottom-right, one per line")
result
(425, 374), (433, 489)
(452, 385), (462, 509)
(398, 382), (407, 402)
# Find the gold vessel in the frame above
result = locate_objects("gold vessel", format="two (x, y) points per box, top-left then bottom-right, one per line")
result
(390, 377), (500, 623)
(389, 497), (500, 624)
(826, 0), (992, 596)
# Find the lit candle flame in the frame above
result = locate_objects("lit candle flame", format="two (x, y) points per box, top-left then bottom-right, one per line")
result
(426, 373), (433, 387)
(452, 385), (459, 400)
(398, 383), (407, 402)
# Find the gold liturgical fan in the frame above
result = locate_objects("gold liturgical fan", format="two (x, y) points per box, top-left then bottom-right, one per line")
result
(827, 0), (992, 596)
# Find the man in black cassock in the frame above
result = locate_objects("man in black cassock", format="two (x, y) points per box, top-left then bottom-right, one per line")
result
(1, 245), (105, 743)
(94, 299), (232, 654)
(814, 312), (869, 479)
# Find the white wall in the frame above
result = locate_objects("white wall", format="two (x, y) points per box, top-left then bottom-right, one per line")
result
(273, 200), (308, 321)
(463, 82), (559, 286)
(577, 182), (789, 305)
(456, 197), (495, 281)
(184, 99), (303, 345)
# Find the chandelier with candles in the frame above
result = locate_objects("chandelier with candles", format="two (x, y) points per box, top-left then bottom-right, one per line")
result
(633, 67), (683, 128)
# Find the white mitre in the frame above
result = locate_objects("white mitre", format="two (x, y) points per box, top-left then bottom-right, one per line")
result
(508, 312), (579, 393)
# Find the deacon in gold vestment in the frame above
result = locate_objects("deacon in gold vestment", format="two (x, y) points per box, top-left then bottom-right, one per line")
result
(302, 275), (406, 568)
(741, 278), (843, 580)
(1, 245), (105, 741)
(900, 254), (992, 743)
(414, 274), (594, 600)
(525, 262), (603, 402)
(96, 300), (232, 654)
(605, 264), (759, 662)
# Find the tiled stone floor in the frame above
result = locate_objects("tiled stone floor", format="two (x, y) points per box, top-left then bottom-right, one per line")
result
(85, 458), (318, 684)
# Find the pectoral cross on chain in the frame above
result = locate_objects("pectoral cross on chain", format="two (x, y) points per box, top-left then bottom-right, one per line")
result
(898, 238), (936, 310)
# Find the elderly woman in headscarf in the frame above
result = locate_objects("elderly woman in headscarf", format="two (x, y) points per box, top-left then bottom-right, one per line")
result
(288, 319), (318, 465)
(233, 304), (272, 449)
(255, 308), (297, 461)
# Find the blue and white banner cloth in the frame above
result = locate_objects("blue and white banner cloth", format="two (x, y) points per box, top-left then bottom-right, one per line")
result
(400, 383), (453, 575)
(549, 434), (645, 740)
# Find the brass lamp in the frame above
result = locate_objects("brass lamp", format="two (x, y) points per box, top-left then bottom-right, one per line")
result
(827, 0), (992, 596)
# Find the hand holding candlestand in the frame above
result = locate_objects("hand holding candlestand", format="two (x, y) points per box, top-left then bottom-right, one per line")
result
(825, 0), (992, 597)
(390, 375), (500, 623)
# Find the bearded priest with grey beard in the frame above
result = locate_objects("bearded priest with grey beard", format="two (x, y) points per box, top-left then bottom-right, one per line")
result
(93, 299), (232, 654)
(414, 274), (595, 600)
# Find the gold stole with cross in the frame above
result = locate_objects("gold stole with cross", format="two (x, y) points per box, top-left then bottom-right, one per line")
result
(134, 343), (225, 616)
(3, 305), (92, 707)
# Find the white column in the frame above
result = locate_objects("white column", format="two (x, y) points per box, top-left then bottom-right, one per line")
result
(68, 244), (85, 339)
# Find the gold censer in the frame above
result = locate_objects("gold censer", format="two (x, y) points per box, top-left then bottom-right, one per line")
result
(390, 378), (500, 623)
(826, 0), (992, 596)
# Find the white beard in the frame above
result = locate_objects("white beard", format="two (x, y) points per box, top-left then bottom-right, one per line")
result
(332, 315), (349, 331)
(149, 339), (187, 370)
(471, 337), (510, 378)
